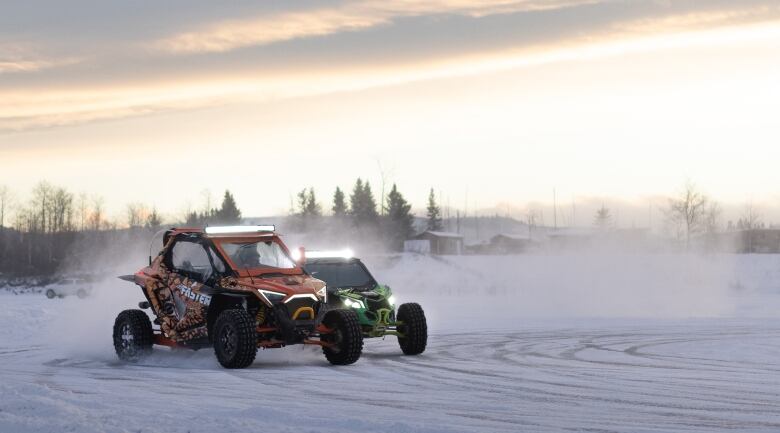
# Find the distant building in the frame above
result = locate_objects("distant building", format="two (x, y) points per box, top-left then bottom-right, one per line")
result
(489, 233), (536, 254)
(403, 240), (431, 254)
(713, 229), (780, 253)
(411, 231), (464, 255)
(742, 229), (780, 253)
(547, 227), (593, 250)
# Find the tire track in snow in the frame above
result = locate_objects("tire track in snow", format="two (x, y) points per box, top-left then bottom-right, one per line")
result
(4, 322), (780, 431)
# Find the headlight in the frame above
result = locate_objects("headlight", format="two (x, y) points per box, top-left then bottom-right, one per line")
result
(388, 295), (396, 306)
(316, 286), (327, 303)
(259, 290), (286, 305)
(342, 298), (365, 309)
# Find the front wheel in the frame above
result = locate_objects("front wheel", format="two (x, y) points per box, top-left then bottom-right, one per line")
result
(321, 309), (363, 365)
(45, 289), (56, 299)
(396, 303), (427, 355)
(213, 309), (257, 369)
(113, 309), (153, 361)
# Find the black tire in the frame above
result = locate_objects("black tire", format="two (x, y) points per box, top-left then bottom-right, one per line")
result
(77, 289), (87, 299)
(113, 309), (153, 361)
(213, 309), (257, 369)
(397, 303), (427, 355)
(321, 309), (363, 365)
(45, 289), (56, 299)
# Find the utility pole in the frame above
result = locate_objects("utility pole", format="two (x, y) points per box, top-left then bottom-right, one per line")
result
(648, 200), (652, 232)
(571, 197), (576, 228)
(553, 188), (558, 230)
(476, 210), (480, 241)
(464, 188), (468, 237)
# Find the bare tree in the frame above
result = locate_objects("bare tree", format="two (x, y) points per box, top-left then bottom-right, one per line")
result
(376, 159), (396, 216)
(50, 187), (74, 232)
(126, 202), (148, 228)
(31, 181), (54, 233)
(703, 202), (721, 235)
(200, 189), (213, 215)
(76, 193), (88, 231)
(88, 195), (105, 231)
(740, 202), (762, 230)
(667, 180), (709, 248)
(739, 201), (762, 252)
(0, 185), (12, 231)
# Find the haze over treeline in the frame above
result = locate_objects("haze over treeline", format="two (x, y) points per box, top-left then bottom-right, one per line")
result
(0, 178), (778, 277)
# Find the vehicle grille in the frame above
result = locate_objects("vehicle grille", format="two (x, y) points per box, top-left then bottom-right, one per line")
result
(365, 297), (391, 312)
(284, 297), (317, 321)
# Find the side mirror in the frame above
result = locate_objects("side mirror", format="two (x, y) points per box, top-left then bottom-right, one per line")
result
(296, 246), (306, 266)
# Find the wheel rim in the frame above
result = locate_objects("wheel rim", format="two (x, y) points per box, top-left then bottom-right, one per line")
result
(120, 322), (136, 356)
(326, 328), (344, 354)
(219, 324), (237, 359)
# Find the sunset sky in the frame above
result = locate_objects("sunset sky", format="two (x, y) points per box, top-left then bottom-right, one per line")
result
(1, 0), (779, 220)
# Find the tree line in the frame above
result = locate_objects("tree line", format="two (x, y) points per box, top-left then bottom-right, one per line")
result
(592, 180), (769, 249)
(0, 182), (245, 276)
(0, 179), (448, 275)
(292, 179), (444, 251)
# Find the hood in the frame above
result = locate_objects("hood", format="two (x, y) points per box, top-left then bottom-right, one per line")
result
(218, 274), (326, 306)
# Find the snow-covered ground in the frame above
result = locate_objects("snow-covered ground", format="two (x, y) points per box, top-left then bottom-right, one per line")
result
(2, 253), (780, 432)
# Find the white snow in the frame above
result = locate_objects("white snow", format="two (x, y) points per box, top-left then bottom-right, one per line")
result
(2, 253), (780, 432)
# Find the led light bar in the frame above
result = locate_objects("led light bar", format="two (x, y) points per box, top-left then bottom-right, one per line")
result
(305, 249), (354, 259)
(204, 225), (275, 234)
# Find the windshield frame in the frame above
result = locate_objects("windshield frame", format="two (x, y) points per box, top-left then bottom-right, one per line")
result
(210, 235), (303, 276)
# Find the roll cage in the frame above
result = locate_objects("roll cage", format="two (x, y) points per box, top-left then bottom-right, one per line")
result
(160, 228), (304, 284)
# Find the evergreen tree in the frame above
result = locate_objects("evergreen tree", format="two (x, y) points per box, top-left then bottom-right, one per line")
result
(349, 178), (378, 226)
(304, 188), (322, 217)
(332, 187), (347, 217)
(593, 205), (612, 231)
(362, 182), (378, 221)
(349, 178), (364, 216)
(215, 190), (242, 225)
(146, 207), (162, 230)
(185, 210), (201, 226)
(426, 188), (443, 231)
(294, 187), (322, 231)
(384, 184), (414, 251)
(296, 188), (309, 216)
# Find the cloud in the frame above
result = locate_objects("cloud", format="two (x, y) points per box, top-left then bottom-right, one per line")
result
(3, 16), (779, 132)
(157, 0), (598, 54)
(0, 58), (80, 74)
(0, 60), (49, 74)
(616, 4), (780, 34)
(0, 43), (79, 74)
(2, 0), (779, 132)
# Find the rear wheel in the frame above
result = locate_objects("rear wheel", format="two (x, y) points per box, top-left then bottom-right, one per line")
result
(213, 309), (257, 369)
(77, 289), (87, 299)
(321, 309), (363, 365)
(397, 303), (427, 355)
(45, 289), (56, 299)
(113, 309), (153, 361)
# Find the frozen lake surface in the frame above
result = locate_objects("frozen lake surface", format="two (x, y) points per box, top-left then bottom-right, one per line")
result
(2, 253), (780, 432)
